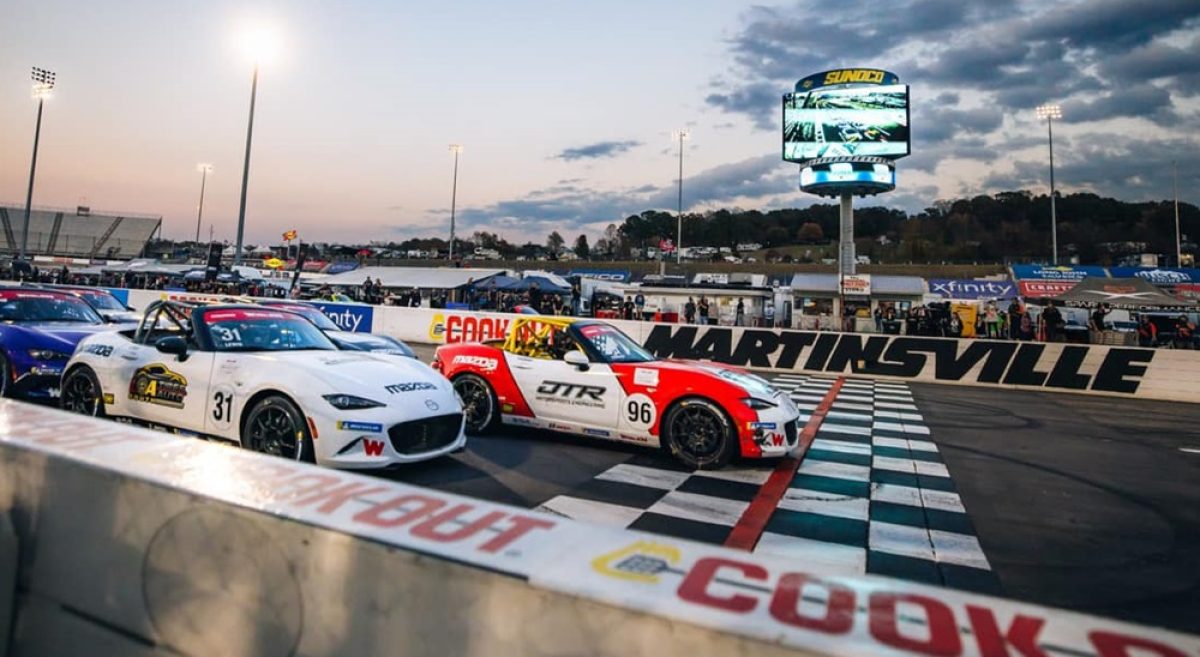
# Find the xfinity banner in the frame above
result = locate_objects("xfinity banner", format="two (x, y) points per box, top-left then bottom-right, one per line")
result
(642, 324), (1155, 395)
(1108, 267), (1200, 285)
(928, 279), (1016, 300)
(310, 302), (374, 332)
(1010, 265), (1107, 281)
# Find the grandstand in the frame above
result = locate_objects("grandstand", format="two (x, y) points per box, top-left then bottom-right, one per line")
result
(0, 203), (161, 259)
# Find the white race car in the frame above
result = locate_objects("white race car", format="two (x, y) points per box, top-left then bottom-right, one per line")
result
(59, 300), (466, 468)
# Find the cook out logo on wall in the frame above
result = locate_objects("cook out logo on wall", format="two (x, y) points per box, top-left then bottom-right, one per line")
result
(591, 541), (682, 583)
(429, 312), (512, 344)
(641, 325), (1156, 395)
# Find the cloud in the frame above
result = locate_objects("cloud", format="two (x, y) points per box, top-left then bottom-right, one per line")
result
(554, 140), (642, 161)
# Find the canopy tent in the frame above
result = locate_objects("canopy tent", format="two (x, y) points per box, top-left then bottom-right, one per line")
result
(501, 275), (571, 294)
(318, 266), (506, 290)
(471, 275), (519, 290)
(1049, 277), (1197, 311)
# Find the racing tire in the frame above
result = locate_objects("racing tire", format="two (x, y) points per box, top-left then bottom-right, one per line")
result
(0, 353), (9, 399)
(242, 395), (315, 464)
(662, 397), (736, 470)
(60, 366), (107, 418)
(453, 373), (499, 435)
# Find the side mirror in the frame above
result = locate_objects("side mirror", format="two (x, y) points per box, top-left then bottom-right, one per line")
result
(156, 336), (188, 359)
(564, 350), (589, 370)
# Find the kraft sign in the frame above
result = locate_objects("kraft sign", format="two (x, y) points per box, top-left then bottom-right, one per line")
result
(928, 279), (1016, 300)
(310, 302), (373, 332)
(642, 325), (1154, 395)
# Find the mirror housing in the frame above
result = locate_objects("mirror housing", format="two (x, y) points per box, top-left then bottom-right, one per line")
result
(155, 336), (188, 360)
(564, 350), (589, 370)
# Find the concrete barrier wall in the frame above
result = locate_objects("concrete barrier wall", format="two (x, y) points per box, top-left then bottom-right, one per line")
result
(125, 290), (1200, 403)
(2, 401), (1198, 657)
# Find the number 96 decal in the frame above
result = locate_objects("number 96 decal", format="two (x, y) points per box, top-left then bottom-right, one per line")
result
(622, 393), (657, 431)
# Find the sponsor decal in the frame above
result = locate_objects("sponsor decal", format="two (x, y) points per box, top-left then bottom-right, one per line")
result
(337, 420), (384, 433)
(633, 367), (660, 387)
(750, 421), (777, 430)
(424, 399), (440, 411)
(452, 355), (499, 371)
(1017, 280), (1077, 297)
(128, 363), (188, 408)
(362, 438), (386, 457)
(642, 325), (1155, 395)
(1109, 267), (1199, 285)
(508, 416), (536, 426)
(583, 427), (610, 438)
(429, 313), (513, 344)
(85, 344), (114, 357)
(619, 433), (650, 443)
(500, 403), (515, 413)
(102, 393), (115, 405)
(927, 278), (1016, 299)
(536, 380), (606, 408)
(592, 541), (682, 583)
(309, 302), (374, 333)
(385, 381), (437, 394)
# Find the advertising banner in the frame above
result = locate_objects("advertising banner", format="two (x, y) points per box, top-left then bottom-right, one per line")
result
(1107, 267), (1200, 285)
(570, 269), (631, 283)
(927, 279), (1016, 299)
(840, 274), (871, 296)
(1010, 265), (1107, 281)
(309, 301), (374, 332)
(1018, 280), (1077, 297)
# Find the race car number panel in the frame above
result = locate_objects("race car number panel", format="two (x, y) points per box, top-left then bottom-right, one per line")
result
(209, 384), (237, 432)
(620, 392), (658, 436)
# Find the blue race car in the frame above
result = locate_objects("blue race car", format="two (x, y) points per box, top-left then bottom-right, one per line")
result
(0, 287), (112, 399)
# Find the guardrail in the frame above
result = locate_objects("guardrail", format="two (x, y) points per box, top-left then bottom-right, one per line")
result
(125, 290), (1200, 404)
(2, 400), (1197, 656)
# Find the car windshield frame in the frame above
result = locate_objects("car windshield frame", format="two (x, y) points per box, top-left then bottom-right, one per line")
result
(573, 322), (656, 364)
(263, 303), (340, 331)
(76, 291), (126, 311)
(198, 307), (339, 353)
(0, 290), (105, 324)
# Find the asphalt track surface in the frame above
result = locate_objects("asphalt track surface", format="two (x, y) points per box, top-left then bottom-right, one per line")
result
(389, 344), (1200, 634)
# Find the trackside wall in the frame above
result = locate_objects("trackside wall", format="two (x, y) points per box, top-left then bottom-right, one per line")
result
(1, 401), (1197, 656)
(124, 290), (1200, 402)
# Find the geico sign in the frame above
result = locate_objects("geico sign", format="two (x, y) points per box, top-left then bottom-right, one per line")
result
(680, 557), (1191, 657)
(428, 313), (512, 344)
(643, 326), (1154, 394)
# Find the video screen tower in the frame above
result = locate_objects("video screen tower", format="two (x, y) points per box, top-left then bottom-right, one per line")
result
(783, 68), (911, 277)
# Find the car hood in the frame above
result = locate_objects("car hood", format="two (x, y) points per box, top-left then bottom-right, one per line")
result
(649, 358), (779, 398)
(328, 330), (410, 354)
(3, 322), (115, 351)
(239, 350), (454, 402)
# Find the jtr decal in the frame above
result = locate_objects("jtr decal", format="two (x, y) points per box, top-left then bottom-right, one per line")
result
(535, 380), (607, 409)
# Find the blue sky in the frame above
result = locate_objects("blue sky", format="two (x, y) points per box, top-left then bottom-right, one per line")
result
(1, 0), (1197, 246)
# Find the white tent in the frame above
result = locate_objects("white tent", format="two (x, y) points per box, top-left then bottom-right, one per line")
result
(319, 266), (507, 290)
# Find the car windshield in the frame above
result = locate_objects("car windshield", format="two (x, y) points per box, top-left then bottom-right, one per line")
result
(202, 309), (337, 352)
(0, 291), (104, 324)
(265, 303), (339, 331)
(78, 291), (126, 311)
(576, 323), (655, 363)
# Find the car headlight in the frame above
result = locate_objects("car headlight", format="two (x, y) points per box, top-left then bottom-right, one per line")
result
(28, 349), (71, 360)
(742, 397), (778, 410)
(323, 394), (385, 410)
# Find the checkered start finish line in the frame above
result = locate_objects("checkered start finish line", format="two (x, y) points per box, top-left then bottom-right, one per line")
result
(537, 375), (998, 594)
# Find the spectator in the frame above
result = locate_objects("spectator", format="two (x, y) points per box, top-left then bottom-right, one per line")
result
(621, 295), (635, 321)
(1136, 314), (1158, 348)
(634, 291), (645, 320)
(1007, 298), (1023, 339)
(1175, 314), (1195, 349)
(735, 298), (745, 326)
(984, 302), (1000, 339)
(529, 282), (543, 313)
(551, 294), (564, 316)
(570, 283), (581, 316)
(948, 311), (963, 337)
(1018, 310), (1034, 340)
(697, 296), (710, 325)
(873, 306), (882, 333)
(1089, 304), (1110, 343)
(684, 297), (696, 324)
(1040, 301), (1064, 342)
(765, 301), (775, 328)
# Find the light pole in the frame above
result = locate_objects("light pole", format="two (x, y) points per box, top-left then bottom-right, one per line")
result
(448, 144), (462, 262)
(21, 67), (56, 261)
(1036, 104), (1062, 265)
(195, 164), (213, 243)
(1174, 160), (1181, 267)
(672, 129), (690, 265)
(233, 24), (279, 267)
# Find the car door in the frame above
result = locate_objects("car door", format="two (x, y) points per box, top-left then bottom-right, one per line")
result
(504, 349), (621, 435)
(120, 318), (216, 433)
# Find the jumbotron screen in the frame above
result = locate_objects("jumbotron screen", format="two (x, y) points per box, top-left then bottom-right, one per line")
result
(783, 85), (910, 161)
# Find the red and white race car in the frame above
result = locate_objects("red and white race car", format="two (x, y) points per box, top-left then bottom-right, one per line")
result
(432, 316), (802, 469)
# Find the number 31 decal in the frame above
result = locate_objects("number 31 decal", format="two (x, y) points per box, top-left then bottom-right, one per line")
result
(211, 387), (235, 428)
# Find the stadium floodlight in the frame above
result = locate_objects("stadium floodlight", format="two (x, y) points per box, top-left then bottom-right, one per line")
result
(1035, 104), (1062, 265)
(671, 129), (690, 266)
(448, 144), (463, 262)
(236, 22), (282, 65)
(21, 67), (57, 261)
(195, 164), (214, 243)
(232, 21), (283, 266)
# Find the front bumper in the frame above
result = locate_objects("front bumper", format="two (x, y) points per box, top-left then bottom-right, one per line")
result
(9, 363), (65, 399)
(740, 393), (803, 457)
(311, 412), (467, 469)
